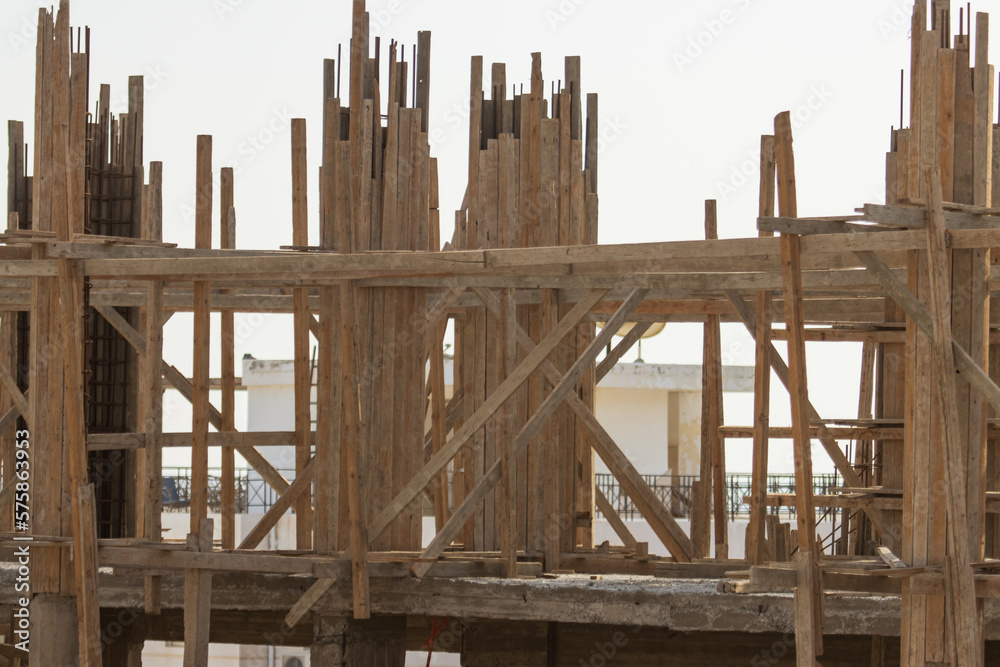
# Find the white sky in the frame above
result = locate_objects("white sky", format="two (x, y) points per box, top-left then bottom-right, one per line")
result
(2, 0), (991, 474)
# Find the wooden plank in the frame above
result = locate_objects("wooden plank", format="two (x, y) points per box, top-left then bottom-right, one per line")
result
(748, 134), (775, 566)
(706, 201), (726, 560)
(68, 53), (87, 237)
(219, 168), (236, 552)
(775, 110), (822, 662)
(341, 280), (370, 619)
(595, 487), (638, 551)
(468, 56), (483, 233)
(58, 253), (102, 664)
(937, 48), (956, 202)
(315, 282), (341, 554)
(955, 32), (975, 204)
(146, 162), (164, 242)
(917, 29), (938, 203)
(191, 136), (212, 538)
(291, 118), (313, 550)
(239, 457), (315, 550)
(926, 166), (983, 667)
(500, 287), (518, 576)
(0, 359), (29, 422)
(143, 278), (165, 615)
(585, 93), (598, 193)
(416, 31), (431, 133)
(973, 13), (994, 207)
(348, 0), (366, 211)
(182, 518), (214, 667)
(595, 323), (653, 382)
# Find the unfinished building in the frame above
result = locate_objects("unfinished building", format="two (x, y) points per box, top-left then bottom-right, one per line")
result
(2, 0), (1000, 665)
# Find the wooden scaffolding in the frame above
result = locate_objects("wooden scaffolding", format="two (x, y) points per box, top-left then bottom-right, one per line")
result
(3, 0), (1000, 665)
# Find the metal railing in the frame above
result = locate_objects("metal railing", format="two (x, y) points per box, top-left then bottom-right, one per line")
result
(161, 468), (843, 521)
(161, 467), (296, 515)
(595, 472), (843, 521)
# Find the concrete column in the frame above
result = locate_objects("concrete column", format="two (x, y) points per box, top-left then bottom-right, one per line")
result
(460, 619), (548, 666)
(102, 611), (145, 667)
(30, 594), (79, 667)
(312, 614), (347, 666)
(344, 616), (406, 666)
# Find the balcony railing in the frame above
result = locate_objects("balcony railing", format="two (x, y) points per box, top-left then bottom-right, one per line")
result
(162, 468), (842, 521)
(595, 472), (843, 521)
(161, 467), (296, 515)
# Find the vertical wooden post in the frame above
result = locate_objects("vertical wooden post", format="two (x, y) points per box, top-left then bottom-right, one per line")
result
(316, 90), (341, 555)
(775, 111), (823, 665)
(143, 276), (164, 615)
(747, 135), (776, 565)
(183, 519), (214, 667)
(342, 277), (371, 620)
(143, 159), (165, 612)
(185, 135), (213, 667)
(704, 201), (727, 560)
(60, 255), (102, 665)
(925, 167), (983, 667)
(292, 118), (313, 550)
(191, 135), (212, 533)
(500, 286), (518, 577)
(220, 167), (237, 550)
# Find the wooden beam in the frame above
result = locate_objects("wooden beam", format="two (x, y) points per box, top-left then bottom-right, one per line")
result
(499, 287), (517, 577)
(58, 255), (102, 665)
(239, 457), (316, 550)
(143, 279), (165, 615)
(182, 518), (214, 667)
(595, 487), (639, 551)
(291, 118), (313, 550)
(706, 201), (727, 560)
(595, 322), (652, 382)
(340, 279), (370, 620)
(774, 110), (822, 663)
(925, 167), (982, 667)
(219, 168), (236, 552)
(0, 359), (29, 423)
(191, 136), (212, 538)
(748, 134), (776, 566)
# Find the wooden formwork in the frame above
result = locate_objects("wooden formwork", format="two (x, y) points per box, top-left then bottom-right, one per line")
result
(4, 1), (1000, 666)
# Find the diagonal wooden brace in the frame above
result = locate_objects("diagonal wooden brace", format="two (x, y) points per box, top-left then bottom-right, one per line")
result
(411, 288), (694, 575)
